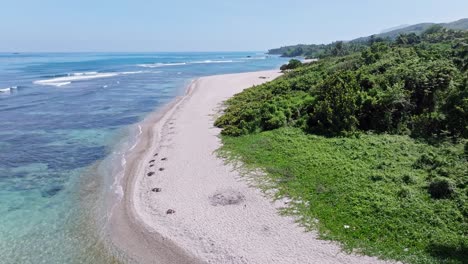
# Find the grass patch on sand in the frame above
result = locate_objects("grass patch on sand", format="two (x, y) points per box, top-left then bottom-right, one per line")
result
(220, 127), (467, 264)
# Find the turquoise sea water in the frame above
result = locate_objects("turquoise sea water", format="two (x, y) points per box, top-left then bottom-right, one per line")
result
(0, 52), (287, 263)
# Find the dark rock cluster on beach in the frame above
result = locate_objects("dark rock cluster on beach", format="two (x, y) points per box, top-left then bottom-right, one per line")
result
(146, 154), (168, 177)
(152, 187), (162, 192)
(146, 152), (176, 215)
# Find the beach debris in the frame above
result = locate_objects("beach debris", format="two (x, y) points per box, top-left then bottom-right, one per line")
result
(147, 172), (155, 177)
(209, 189), (245, 206)
(259, 76), (268, 79)
(161, 157), (167, 161)
(149, 160), (155, 163)
(166, 209), (175, 214)
(154, 153), (158, 156)
(151, 188), (162, 192)
(149, 164), (154, 167)
(159, 168), (165, 171)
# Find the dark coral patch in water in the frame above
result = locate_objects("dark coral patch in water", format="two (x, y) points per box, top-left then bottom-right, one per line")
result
(41, 186), (63, 197)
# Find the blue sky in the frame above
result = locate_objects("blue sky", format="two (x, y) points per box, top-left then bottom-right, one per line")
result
(1, 0), (467, 52)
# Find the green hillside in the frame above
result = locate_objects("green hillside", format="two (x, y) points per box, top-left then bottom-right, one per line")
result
(218, 27), (468, 263)
(355, 18), (468, 42)
(443, 18), (468, 30)
(269, 18), (468, 58)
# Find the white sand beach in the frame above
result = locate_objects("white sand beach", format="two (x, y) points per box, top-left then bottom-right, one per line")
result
(111, 70), (394, 264)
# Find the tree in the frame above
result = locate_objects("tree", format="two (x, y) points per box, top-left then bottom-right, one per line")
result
(402, 61), (455, 114)
(422, 25), (444, 36)
(308, 71), (360, 135)
(280, 59), (302, 71)
(442, 78), (468, 137)
(453, 41), (468, 72)
(396, 33), (421, 45)
(331, 41), (344, 56)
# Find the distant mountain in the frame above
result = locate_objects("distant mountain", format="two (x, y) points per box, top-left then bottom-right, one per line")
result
(351, 18), (468, 43)
(380, 24), (410, 34)
(269, 18), (468, 57)
(444, 18), (468, 30)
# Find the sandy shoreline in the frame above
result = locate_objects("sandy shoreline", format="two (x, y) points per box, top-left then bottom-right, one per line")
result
(109, 70), (393, 263)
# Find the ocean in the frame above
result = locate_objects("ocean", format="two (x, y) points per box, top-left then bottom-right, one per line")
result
(0, 52), (288, 263)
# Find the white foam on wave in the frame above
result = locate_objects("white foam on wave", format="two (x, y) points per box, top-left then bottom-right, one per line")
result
(121, 154), (127, 167)
(138, 62), (187, 68)
(71, 71), (99, 76)
(34, 73), (119, 87)
(129, 125), (143, 151)
(112, 123), (143, 201)
(0, 86), (18, 94)
(54, 82), (72, 87)
(138, 60), (240, 68)
(33, 70), (153, 87)
(113, 166), (125, 200)
(191, 60), (235, 64)
(244, 56), (267, 60)
(122, 71), (145, 75)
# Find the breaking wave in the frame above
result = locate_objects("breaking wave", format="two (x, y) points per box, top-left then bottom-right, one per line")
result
(138, 59), (242, 68)
(0, 86), (18, 94)
(33, 71), (152, 87)
(137, 62), (187, 68)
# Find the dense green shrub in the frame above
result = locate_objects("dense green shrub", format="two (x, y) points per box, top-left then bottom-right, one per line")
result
(280, 59), (302, 71)
(216, 28), (468, 140)
(428, 177), (455, 199)
(308, 71), (360, 135)
(396, 33), (421, 45)
(442, 78), (468, 138)
(411, 112), (446, 138)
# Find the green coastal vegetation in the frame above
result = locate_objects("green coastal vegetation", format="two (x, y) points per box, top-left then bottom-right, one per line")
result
(216, 25), (468, 263)
(268, 18), (468, 59)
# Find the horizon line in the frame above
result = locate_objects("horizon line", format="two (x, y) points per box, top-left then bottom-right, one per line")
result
(0, 50), (270, 54)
